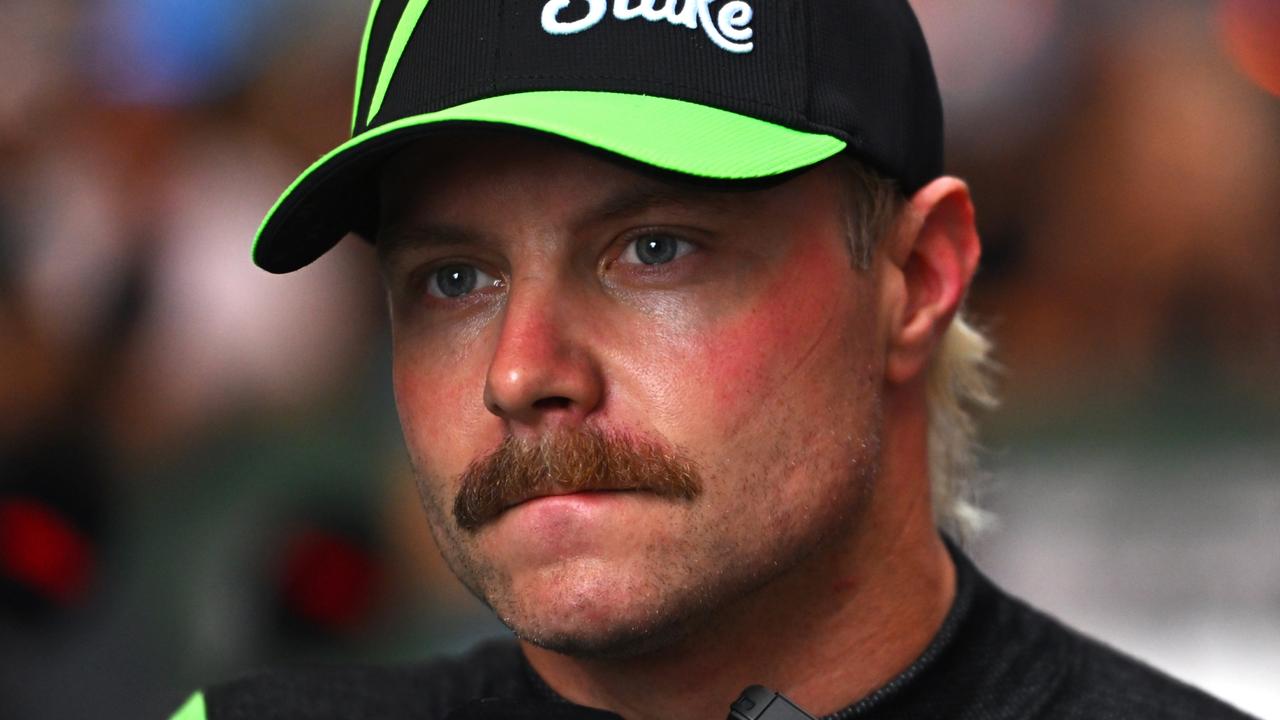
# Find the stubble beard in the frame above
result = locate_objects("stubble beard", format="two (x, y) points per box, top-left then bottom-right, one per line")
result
(411, 420), (881, 660)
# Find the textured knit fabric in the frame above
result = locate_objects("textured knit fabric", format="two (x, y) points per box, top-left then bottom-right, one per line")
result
(198, 547), (1258, 719)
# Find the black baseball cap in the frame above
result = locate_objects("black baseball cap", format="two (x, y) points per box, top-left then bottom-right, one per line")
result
(254, 0), (943, 273)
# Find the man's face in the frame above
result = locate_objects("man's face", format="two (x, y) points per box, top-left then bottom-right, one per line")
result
(379, 133), (889, 656)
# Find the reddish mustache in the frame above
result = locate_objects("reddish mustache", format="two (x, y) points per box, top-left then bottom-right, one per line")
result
(452, 428), (703, 532)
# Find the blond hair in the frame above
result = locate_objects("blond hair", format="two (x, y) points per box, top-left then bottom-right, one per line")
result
(840, 159), (998, 540)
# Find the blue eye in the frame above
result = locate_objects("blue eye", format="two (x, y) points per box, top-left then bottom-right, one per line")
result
(621, 233), (692, 266)
(427, 264), (500, 299)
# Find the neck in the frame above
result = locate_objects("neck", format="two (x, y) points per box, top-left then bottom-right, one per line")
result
(522, 384), (955, 720)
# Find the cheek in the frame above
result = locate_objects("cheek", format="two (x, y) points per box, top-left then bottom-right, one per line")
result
(392, 348), (490, 477)
(680, 241), (860, 415)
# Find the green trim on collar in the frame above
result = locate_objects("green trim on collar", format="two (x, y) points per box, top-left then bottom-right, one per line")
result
(170, 692), (207, 720)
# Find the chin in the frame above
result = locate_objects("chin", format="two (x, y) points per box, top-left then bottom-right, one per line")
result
(493, 562), (708, 659)
(514, 621), (696, 660)
(506, 601), (702, 660)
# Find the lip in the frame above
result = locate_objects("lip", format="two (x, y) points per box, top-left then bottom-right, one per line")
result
(503, 488), (639, 514)
(482, 489), (651, 560)
(491, 489), (645, 529)
(501, 484), (637, 512)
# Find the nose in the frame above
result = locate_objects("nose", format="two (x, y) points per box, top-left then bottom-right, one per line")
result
(483, 280), (604, 433)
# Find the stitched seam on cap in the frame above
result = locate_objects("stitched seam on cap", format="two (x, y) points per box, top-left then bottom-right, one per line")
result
(799, 0), (813, 122)
(492, 0), (504, 93)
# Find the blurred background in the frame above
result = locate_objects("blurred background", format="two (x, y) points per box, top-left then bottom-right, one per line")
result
(0, 0), (1276, 718)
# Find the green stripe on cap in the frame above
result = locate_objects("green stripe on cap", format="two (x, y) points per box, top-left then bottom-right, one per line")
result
(170, 693), (207, 720)
(255, 90), (846, 270)
(367, 0), (431, 126)
(351, 0), (386, 133)
(415, 91), (847, 176)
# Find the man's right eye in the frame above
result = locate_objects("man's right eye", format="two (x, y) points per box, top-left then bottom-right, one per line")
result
(426, 264), (501, 299)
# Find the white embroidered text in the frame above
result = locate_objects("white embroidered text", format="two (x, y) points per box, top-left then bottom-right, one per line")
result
(540, 0), (754, 54)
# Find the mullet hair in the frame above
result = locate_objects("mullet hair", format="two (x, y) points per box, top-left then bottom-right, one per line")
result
(838, 157), (999, 541)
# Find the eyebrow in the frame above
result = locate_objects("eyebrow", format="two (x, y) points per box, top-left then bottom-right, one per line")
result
(377, 180), (745, 265)
(377, 222), (488, 266)
(578, 183), (743, 228)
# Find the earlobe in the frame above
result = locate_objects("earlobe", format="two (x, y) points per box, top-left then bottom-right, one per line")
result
(885, 177), (981, 385)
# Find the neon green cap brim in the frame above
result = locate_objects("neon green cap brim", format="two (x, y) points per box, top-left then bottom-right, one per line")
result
(253, 90), (846, 273)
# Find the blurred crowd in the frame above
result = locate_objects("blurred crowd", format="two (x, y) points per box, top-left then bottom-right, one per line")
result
(0, 1), (1277, 718)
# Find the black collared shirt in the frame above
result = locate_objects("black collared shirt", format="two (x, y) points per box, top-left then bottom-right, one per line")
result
(188, 547), (1257, 719)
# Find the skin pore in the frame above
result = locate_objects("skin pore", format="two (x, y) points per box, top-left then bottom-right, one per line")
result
(378, 132), (981, 720)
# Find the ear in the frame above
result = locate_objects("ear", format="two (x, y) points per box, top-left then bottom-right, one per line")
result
(884, 177), (981, 385)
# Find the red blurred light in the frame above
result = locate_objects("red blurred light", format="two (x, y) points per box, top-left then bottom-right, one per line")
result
(1219, 0), (1280, 97)
(0, 499), (92, 605)
(280, 530), (381, 632)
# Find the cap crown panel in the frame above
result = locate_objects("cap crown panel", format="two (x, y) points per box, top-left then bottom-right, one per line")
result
(356, 0), (811, 135)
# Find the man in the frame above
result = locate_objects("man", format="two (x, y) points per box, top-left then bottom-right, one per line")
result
(174, 1), (1256, 718)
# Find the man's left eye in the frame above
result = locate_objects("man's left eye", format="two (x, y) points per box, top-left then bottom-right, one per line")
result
(619, 233), (694, 266)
